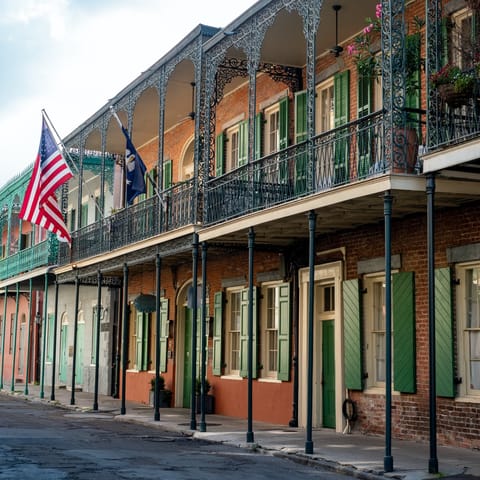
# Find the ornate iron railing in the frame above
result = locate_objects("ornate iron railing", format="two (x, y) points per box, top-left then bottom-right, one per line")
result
(205, 110), (422, 225)
(0, 237), (58, 280)
(428, 95), (480, 150)
(59, 179), (195, 264)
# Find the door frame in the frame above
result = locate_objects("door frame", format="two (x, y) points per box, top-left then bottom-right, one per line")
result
(298, 260), (344, 432)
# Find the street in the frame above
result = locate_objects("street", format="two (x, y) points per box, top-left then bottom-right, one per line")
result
(0, 394), (351, 479)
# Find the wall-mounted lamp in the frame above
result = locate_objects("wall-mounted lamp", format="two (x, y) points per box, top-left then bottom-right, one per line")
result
(12, 202), (21, 214)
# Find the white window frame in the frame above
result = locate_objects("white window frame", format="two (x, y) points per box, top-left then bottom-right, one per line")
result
(225, 288), (242, 377)
(265, 103), (280, 154)
(315, 78), (335, 135)
(226, 125), (240, 172)
(456, 263), (480, 399)
(451, 8), (474, 70)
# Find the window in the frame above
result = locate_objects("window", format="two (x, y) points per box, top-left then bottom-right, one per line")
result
(451, 9), (475, 70)
(226, 125), (240, 172)
(265, 105), (280, 154)
(457, 265), (480, 396)
(134, 311), (150, 371)
(228, 290), (241, 375)
(316, 80), (334, 135)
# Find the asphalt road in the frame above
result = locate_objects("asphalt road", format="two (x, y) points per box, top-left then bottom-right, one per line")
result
(0, 394), (354, 479)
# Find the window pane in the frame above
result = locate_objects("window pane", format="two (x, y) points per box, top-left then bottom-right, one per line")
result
(375, 332), (386, 382)
(373, 282), (386, 330)
(470, 330), (480, 389)
(467, 269), (480, 328)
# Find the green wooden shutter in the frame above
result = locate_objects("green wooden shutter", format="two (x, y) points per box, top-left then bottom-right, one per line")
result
(435, 267), (455, 397)
(334, 70), (350, 184)
(393, 272), (416, 393)
(213, 292), (223, 376)
(277, 283), (291, 381)
(343, 279), (363, 390)
(240, 287), (257, 378)
(254, 113), (263, 160)
(47, 313), (55, 362)
(215, 132), (225, 176)
(159, 298), (169, 373)
(147, 167), (157, 198)
(81, 203), (88, 227)
(294, 90), (307, 194)
(163, 159), (172, 189)
(279, 97), (289, 150)
(136, 311), (144, 370)
(238, 120), (248, 167)
(357, 76), (372, 178)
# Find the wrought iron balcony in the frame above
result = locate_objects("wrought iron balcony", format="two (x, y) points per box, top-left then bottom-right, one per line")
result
(0, 237), (58, 280)
(59, 178), (195, 265)
(205, 110), (422, 225)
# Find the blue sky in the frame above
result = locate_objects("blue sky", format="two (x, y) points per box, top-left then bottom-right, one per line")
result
(0, 0), (257, 188)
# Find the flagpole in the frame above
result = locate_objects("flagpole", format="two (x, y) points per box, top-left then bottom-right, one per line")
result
(109, 106), (167, 211)
(41, 109), (105, 221)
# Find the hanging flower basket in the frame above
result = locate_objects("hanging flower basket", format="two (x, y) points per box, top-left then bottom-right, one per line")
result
(437, 83), (473, 108)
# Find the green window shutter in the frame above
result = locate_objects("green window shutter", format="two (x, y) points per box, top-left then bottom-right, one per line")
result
(240, 287), (257, 378)
(46, 313), (55, 362)
(159, 298), (169, 373)
(147, 167), (157, 198)
(357, 75), (372, 178)
(279, 97), (289, 150)
(334, 70), (350, 183)
(215, 132), (225, 176)
(435, 267), (455, 397)
(70, 209), (76, 231)
(213, 291), (223, 376)
(136, 311), (144, 370)
(343, 279), (363, 390)
(294, 90), (307, 194)
(163, 159), (172, 189)
(238, 120), (248, 167)
(81, 203), (88, 227)
(254, 113), (263, 161)
(393, 272), (416, 393)
(277, 283), (291, 381)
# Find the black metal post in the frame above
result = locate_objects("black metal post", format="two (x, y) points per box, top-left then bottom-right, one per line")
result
(25, 279), (33, 395)
(11, 283), (20, 391)
(93, 270), (102, 411)
(50, 280), (59, 400)
(200, 242), (208, 432)
(70, 274), (80, 405)
(154, 254), (162, 422)
(0, 286), (8, 389)
(384, 192), (393, 472)
(305, 211), (316, 454)
(40, 273), (49, 399)
(289, 263), (299, 428)
(121, 263), (129, 415)
(190, 233), (199, 430)
(427, 174), (439, 474)
(246, 227), (255, 443)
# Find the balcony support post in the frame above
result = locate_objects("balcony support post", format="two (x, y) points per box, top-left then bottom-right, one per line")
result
(0, 286), (8, 389)
(93, 270), (102, 411)
(246, 227), (255, 444)
(50, 280), (59, 401)
(25, 279), (33, 395)
(70, 274), (80, 405)
(154, 254), (162, 422)
(121, 263), (129, 415)
(190, 233), (199, 431)
(10, 283), (20, 391)
(200, 242), (208, 432)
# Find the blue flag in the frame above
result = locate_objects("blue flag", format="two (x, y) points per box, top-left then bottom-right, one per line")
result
(122, 126), (147, 205)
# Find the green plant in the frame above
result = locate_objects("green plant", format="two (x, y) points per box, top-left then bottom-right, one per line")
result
(150, 375), (165, 391)
(195, 377), (211, 395)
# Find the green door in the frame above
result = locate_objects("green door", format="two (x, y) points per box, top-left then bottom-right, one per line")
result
(322, 320), (336, 428)
(59, 324), (68, 384)
(183, 307), (192, 407)
(75, 322), (85, 386)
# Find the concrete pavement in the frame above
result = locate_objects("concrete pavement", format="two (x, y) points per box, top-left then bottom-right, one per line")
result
(1, 384), (479, 480)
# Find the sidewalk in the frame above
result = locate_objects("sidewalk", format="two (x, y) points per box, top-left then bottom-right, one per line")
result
(2, 384), (479, 480)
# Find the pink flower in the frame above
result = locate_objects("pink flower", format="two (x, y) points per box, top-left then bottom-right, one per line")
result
(363, 23), (373, 34)
(375, 3), (382, 19)
(347, 44), (357, 55)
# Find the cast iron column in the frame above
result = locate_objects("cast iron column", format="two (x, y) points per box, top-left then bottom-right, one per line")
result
(154, 253), (162, 422)
(50, 280), (59, 400)
(200, 242), (208, 432)
(246, 227), (255, 443)
(305, 210), (316, 454)
(190, 233), (199, 430)
(384, 192), (393, 472)
(121, 263), (129, 415)
(427, 174), (438, 474)
(93, 270), (102, 410)
(70, 274), (80, 405)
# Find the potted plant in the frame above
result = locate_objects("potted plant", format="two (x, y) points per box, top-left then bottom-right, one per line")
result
(430, 63), (476, 107)
(195, 377), (214, 414)
(149, 375), (172, 408)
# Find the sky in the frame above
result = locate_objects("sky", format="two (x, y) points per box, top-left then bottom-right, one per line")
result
(0, 0), (258, 189)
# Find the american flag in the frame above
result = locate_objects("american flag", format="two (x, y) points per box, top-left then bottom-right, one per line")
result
(19, 118), (73, 244)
